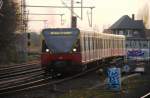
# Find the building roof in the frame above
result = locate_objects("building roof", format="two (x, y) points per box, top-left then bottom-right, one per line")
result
(109, 15), (145, 30)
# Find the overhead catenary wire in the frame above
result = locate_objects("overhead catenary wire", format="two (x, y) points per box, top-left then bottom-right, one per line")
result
(25, 5), (95, 9)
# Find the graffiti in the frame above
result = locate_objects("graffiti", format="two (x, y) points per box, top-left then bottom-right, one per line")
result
(126, 39), (150, 60)
(107, 68), (121, 90)
(127, 50), (144, 57)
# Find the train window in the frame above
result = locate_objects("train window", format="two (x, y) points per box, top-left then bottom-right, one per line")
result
(118, 40), (120, 49)
(119, 40), (120, 49)
(103, 39), (105, 49)
(89, 37), (91, 51)
(90, 37), (93, 51)
(84, 35), (86, 51)
(75, 39), (81, 52)
(108, 39), (109, 49)
(88, 36), (90, 51)
(104, 39), (106, 49)
(120, 40), (122, 49)
(113, 39), (116, 49)
(91, 37), (93, 50)
(99, 38), (100, 49)
(42, 40), (48, 52)
(98, 38), (100, 49)
(101, 39), (103, 49)
(117, 40), (119, 49)
(105, 39), (107, 49)
(97, 38), (99, 49)
(86, 36), (89, 51)
(81, 35), (84, 52)
(109, 39), (111, 49)
(101, 38), (103, 49)
(109, 39), (110, 49)
(93, 37), (95, 50)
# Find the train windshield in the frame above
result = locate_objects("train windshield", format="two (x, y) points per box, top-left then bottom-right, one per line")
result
(42, 28), (79, 53)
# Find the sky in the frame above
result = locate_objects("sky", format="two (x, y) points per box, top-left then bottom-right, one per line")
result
(25, 0), (149, 33)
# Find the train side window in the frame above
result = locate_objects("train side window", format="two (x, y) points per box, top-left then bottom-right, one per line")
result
(84, 35), (86, 51)
(93, 37), (95, 50)
(95, 38), (97, 49)
(91, 37), (93, 51)
(88, 37), (90, 51)
(101, 38), (103, 49)
(90, 37), (92, 51)
(113, 39), (115, 49)
(104, 39), (106, 49)
(97, 38), (99, 49)
(42, 40), (48, 52)
(98, 38), (100, 49)
(76, 39), (81, 52)
(85, 36), (88, 51)
(86, 36), (89, 51)
(99, 38), (100, 49)
(101, 39), (104, 49)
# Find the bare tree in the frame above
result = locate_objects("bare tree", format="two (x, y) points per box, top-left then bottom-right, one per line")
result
(137, 3), (149, 28)
(0, 0), (20, 64)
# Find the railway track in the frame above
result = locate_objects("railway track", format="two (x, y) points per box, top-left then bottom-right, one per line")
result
(0, 59), (128, 96)
(0, 61), (44, 94)
(0, 60), (40, 71)
(0, 64), (101, 95)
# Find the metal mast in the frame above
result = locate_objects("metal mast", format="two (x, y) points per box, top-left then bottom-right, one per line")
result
(71, 0), (74, 27)
(21, 0), (28, 33)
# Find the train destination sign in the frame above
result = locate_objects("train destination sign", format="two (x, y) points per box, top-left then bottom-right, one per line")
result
(49, 32), (72, 36)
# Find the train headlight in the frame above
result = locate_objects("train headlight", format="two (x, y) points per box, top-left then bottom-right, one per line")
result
(73, 48), (77, 52)
(46, 49), (49, 52)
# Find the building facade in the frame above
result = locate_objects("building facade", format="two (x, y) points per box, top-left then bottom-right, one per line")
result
(105, 14), (145, 39)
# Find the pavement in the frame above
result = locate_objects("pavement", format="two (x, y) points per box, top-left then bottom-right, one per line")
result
(121, 62), (150, 98)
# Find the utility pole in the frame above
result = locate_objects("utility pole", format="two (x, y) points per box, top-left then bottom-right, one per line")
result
(20, 0), (28, 62)
(21, 0), (28, 33)
(90, 7), (93, 27)
(80, 0), (83, 20)
(71, 0), (74, 27)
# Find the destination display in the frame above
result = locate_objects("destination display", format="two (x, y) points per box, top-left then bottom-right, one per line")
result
(49, 32), (72, 36)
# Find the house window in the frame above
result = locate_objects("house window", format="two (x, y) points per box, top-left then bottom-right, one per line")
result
(127, 30), (133, 37)
(133, 31), (139, 36)
(119, 30), (124, 35)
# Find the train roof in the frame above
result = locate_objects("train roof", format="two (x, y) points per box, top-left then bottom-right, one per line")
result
(42, 28), (80, 33)
(41, 28), (125, 39)
(80, 30), (125, 39)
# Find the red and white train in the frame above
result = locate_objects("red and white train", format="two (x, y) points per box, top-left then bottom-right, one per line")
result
(41, 28), (125, 74)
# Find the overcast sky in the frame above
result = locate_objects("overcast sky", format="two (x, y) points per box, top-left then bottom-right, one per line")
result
(26, 0), (149, 32)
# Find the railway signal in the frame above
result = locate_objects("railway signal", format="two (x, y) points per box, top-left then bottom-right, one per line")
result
(71, 16), (77, 28)
(27, 33), (30, 46)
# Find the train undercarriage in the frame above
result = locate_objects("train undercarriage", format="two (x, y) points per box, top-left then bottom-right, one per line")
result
(42, 56), (125, 77)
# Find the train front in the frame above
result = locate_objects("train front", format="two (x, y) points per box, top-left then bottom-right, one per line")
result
(41, 28), (81, 74)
